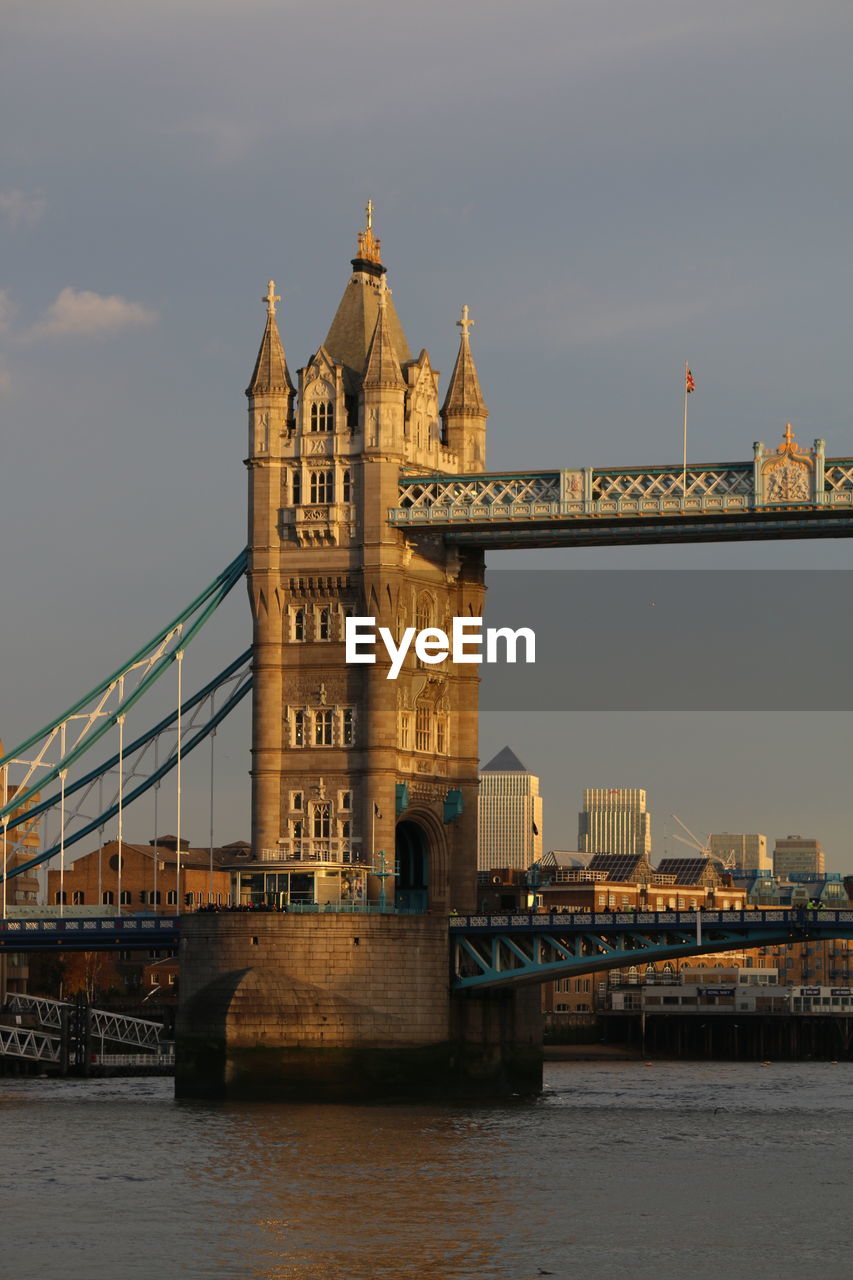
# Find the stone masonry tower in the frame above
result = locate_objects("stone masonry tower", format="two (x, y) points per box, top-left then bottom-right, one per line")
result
(245, 209), (488, 913)
(176, 214), (542, 1101)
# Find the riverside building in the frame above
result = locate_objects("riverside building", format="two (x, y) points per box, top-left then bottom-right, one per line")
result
(773, 836), (825, 877)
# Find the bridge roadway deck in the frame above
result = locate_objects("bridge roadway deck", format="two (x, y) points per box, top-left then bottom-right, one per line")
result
(0, 913), (180, 951)
(450, 908), (853, 990)
(3, 909), (853, 989)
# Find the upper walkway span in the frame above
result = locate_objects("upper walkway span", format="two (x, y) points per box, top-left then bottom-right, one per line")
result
(390, 441), (853, 549)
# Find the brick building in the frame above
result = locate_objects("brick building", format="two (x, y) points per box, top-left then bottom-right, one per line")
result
(46, 835), (239, 911)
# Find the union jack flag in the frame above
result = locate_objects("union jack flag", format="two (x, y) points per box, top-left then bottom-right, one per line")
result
(686, 366), (696, 394)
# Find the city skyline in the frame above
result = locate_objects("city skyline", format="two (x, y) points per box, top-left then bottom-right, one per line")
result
(2, 2), (851, 876)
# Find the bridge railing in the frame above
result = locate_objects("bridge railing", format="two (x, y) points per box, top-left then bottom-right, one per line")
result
(449, 909), (853, 931)
(0, 914), (180, 938)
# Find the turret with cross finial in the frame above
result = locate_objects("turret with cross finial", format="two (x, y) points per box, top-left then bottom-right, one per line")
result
(441, 303), (488, 472)
(245, 274), (294, 460)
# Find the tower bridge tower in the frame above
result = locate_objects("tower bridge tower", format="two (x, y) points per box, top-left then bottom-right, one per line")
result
(245, 212), (487, 914)
(176, 214), (541, 1101)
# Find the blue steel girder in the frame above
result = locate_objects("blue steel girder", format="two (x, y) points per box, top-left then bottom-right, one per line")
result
(450, 910), (853, 991)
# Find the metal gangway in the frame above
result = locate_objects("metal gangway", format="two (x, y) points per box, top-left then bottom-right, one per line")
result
(0, 1022), (61, 1064)
(4, 994), (165, 1052)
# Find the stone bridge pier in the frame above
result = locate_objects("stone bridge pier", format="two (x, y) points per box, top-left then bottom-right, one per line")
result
(175, 913), (542, 1102)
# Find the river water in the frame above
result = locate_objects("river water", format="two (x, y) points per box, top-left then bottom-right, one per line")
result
(2, 1061), (851, 1280)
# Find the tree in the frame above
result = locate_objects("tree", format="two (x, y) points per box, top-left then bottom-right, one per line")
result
(61, 951), (122, 1002)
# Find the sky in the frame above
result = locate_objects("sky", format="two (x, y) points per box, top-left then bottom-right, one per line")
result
(1, 1), (851, 872)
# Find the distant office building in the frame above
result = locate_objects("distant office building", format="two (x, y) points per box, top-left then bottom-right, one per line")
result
(709, 832), (769, 873)
(578, 788), (651, 858)
(478, 746), (543, 872)
(773, 835), (825, 878)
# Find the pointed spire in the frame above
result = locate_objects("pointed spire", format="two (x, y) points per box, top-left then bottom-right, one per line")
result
(246, 279), (294, 397)
(362, 276), (405, 389)
(441, 304), (486, 417)
(325, 206), (412, 381)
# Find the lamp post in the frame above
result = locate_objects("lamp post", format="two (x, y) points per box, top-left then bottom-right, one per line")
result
(375, 850), (394, 913)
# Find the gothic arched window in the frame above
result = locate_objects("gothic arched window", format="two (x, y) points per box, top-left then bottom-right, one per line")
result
(318, 607), (330, 640)
(415, 704), (432, 752)
(415, 594), (434, 667)
(310, 401), (334, 433)
(416, 593), (433, 632)
(310, 470), (334, 503)
(293, 608), (305, 642)
(313, 803), (332, 838)
(342, 469), (352, 502)
(314, 709), (334, 746)
(292, 469), (302, 505)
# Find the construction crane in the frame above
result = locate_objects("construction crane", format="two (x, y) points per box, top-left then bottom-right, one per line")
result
(670, 813), (735, 870)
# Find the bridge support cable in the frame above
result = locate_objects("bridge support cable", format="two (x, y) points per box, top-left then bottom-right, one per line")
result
(116, 713), (125, 913)
(0, 548), (247, 825)
(176, 650), (183, 913)
(2, 648), (252, 839)
(1, 653), (253, 884)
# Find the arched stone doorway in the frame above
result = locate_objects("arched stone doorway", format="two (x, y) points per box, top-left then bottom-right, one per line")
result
(395, 820), (429, 913)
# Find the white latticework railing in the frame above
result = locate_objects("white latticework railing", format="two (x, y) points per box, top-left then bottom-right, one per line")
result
(824, 460), (853, 492)
(398, 473), (561, 509)
(592, 466), (752, 501)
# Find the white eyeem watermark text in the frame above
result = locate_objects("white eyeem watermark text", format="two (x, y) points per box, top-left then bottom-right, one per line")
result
(345, 617), (536, 679)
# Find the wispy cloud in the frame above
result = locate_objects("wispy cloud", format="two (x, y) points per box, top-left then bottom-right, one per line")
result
(25, 288), (158, 340)
(0, 189), (46, 228)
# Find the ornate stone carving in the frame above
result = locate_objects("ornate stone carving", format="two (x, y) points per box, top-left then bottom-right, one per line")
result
(408, 781), (445, 802)
(761, 425), (814, 504)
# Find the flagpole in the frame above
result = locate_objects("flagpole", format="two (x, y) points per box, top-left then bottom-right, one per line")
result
(682, 360), (689, 497)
